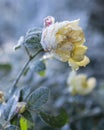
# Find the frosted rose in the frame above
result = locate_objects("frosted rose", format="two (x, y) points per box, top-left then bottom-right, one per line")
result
(41, 16), (90, 70)
(67, 71), (96, 95)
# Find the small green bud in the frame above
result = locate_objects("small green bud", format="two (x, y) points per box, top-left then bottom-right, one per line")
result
(16, 102), (26, 114)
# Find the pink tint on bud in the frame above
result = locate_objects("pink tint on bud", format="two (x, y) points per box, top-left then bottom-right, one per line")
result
(44, 16), (55, 27)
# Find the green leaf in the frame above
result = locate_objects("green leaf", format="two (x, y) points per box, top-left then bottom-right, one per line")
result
(26, 28), (42, 36)
(39, 109), (69, 128)
(20, 117), (28, 130)
(13, 36), (24, 51)
(4, 88), (20, 120)
(38, 70), (46, 77)
(20, 110), (34, 130)
(11, 115), (20, 126)
(5, 125), (20, 130)
(0, 63), (12, 78)
(20, 118), (33, 130)
(11, 111), (34, 130)
(24, 28), (43, 54)
(32, 59), (46, 74)
(22, 111), (34, 124)
(26, 87), (49, 110)
(20, 86), (31, 101)
(0, 63), (12, 72)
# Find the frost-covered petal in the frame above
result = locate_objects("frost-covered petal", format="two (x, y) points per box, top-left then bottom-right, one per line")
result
(71, 45), (88, 62)
(68, 58), (79, 70)
(53, 42), (74, 62)
(68, 56), (90, 70)
(76, 56), (90, 66)
(87, 78), (96, 90)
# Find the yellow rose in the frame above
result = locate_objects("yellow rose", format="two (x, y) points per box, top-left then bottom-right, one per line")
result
(41, 16), (90, 70)
(67, 71), (96, 95)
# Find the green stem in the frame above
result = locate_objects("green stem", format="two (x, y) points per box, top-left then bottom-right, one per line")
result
(12, 58), (31, 88)
(10, 49), (43, 94)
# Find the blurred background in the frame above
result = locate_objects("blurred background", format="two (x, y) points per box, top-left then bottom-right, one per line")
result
(0, 0), (104, 130)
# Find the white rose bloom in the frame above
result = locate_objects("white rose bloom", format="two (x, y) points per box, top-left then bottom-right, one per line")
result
(67, 71), (96, 95)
